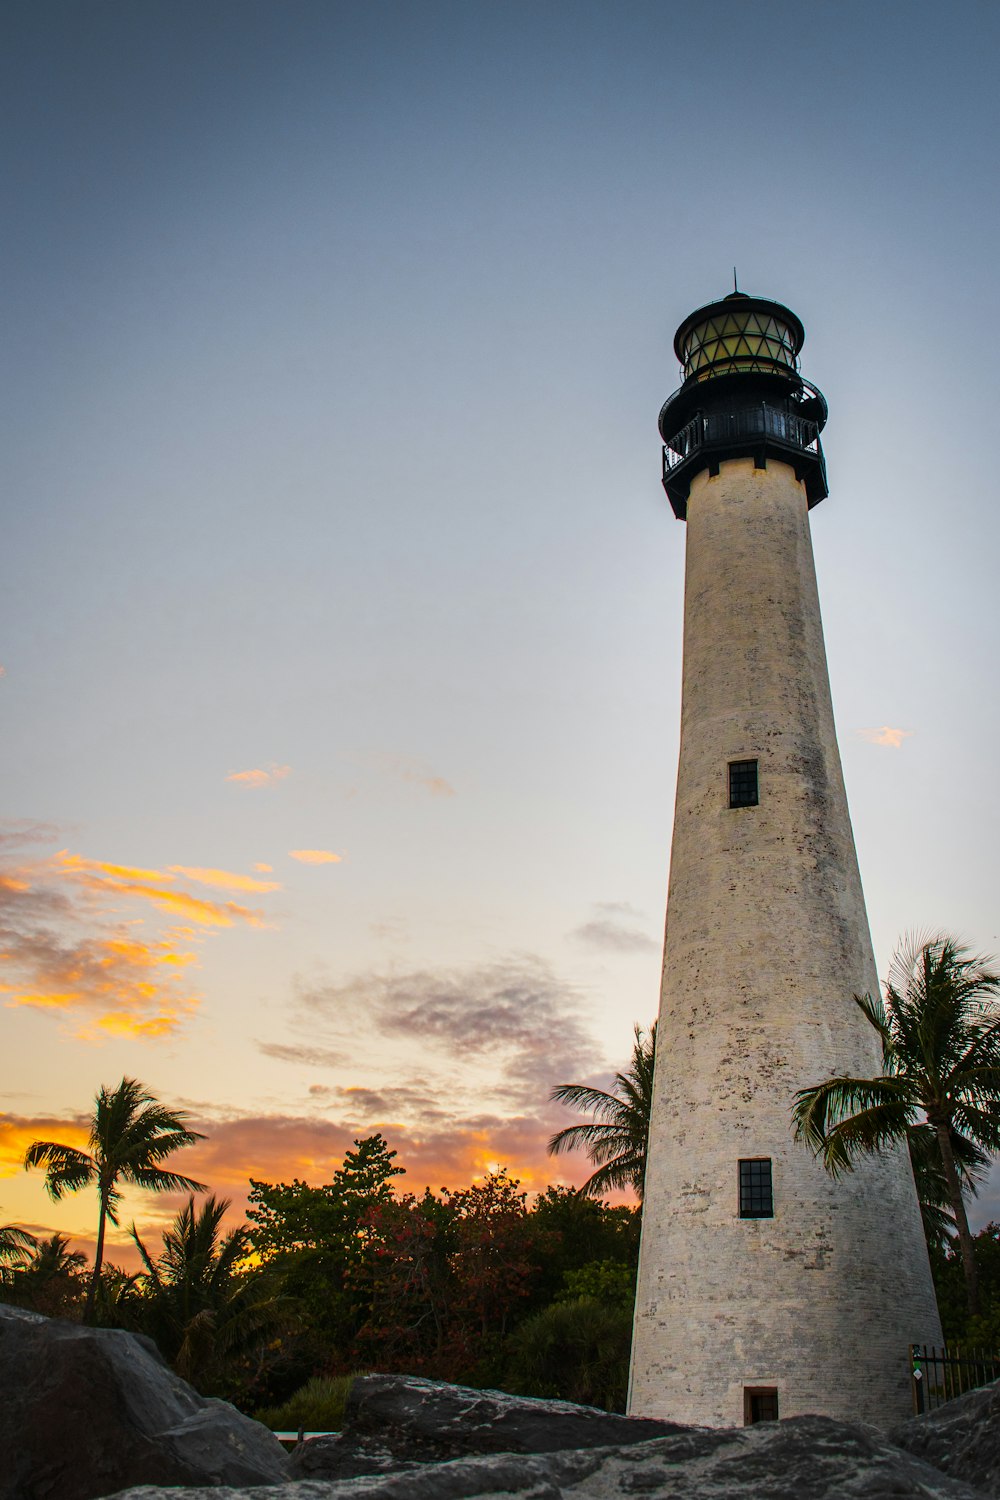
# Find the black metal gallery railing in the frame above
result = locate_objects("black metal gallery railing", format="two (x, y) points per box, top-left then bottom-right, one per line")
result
(662, 404), (822, 476)
(910, 1343), (1000, 1415)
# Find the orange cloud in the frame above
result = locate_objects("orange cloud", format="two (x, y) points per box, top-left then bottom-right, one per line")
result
(173, 1114), (583, 1222)
(253, 863), (273, 873)
(56, 854), (267, 929)
(856, 726), (914, 748)
(0, 1113), (90, 1178)
(57, 853), (173, 883)
(168, 866), (281, 894)
(0, 844), (274, 1039)
(0, 923), (200, 1039)
(225, 764), (291, 789)
(288, 849), (342, 865)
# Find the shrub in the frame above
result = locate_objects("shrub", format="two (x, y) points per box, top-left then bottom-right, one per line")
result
(254, 1372), (361, 1433)
(504, 1297), (632, 1412)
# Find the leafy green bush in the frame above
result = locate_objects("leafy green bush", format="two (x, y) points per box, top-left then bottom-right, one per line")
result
(504, 1297), (632, 1412)
(254, 1372), (361, 1433)
(556, 1258), (635, 1310)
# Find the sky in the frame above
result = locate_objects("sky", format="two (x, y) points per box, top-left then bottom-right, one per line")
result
(2, 0), (1000, 1266)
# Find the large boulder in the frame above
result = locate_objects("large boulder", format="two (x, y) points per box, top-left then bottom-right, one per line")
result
(101, 1412), (988, 1498)
(288, 1372), (686, 1479)
(892, 1378), (1000, 1496)
(0, 1302), (289, 1500)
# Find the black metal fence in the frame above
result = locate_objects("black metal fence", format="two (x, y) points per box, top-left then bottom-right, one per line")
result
(910, 1344), (1000, 1414)
(662, 404), (821, 474)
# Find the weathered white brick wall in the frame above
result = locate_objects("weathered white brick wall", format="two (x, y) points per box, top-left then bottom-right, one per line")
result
(628, 457), (942, 1429)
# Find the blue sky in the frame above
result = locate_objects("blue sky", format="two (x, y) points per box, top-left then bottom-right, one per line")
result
(3, 0), (1000, 1254)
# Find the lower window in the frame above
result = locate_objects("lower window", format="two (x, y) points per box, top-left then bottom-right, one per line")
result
(744, 1387), (779, 1425)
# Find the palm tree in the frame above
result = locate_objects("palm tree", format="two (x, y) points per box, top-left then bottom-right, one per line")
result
(0, 1223), (37, 1277)
(548, 1023), (655, 1198)
(792, 935), (1000, 1316)
(24, 1077), (206, 1321)
(132, 1195), (288, 1389)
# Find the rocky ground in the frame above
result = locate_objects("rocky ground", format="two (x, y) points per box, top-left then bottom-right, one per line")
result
(3, 1303), (998, 1500)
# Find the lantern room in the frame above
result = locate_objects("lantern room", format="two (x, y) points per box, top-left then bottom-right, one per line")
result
(675, 292), (803, 383)
(658, 290), (828, 520)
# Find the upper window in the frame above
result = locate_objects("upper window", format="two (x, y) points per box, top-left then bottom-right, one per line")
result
(739, 1158), (773, 1219)
(729, 760), (758, 808)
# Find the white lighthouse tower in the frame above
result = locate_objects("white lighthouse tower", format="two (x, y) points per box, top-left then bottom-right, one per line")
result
(628, 291), (942, 1429)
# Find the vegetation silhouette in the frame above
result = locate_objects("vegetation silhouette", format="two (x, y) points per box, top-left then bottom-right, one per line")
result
(131, 1193), (289, 1391)
(793, 934), (1000, 1316)
(24, 1076), (206, 1321)
(547, 1022), (654, 1198)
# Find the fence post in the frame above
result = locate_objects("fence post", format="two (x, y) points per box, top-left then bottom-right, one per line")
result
(911, 1345), (925, 1416)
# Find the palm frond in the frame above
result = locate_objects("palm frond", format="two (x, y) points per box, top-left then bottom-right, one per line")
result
(548, 1022), (654, 1198)
(22, 1141), (96, 1199)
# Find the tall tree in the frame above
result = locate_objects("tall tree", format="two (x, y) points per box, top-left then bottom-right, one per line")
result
(792, 935), (1000, 1316)
(548, 1023), (655, 1198)
(24, 1076), (206, 1320)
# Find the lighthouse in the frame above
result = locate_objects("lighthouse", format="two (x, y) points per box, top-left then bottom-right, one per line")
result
(627, 292), (942, 1428)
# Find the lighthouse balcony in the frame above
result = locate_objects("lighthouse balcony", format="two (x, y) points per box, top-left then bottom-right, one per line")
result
(661, 403), (828, 518)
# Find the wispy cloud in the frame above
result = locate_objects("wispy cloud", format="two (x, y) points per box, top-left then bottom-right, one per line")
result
(253, 863), (273, 874)
(571, 901), (657, 953)
(0, 821), (59, 852)
(292, 957), (601, 1112)
(57, 852), (268, 928)
(374, 753), (455, 798)
(168, 866), (281, 894)
(856, 726), (914, 748)
(225, 764), (291, 789)
(258, 1041), (345, 1068)
(288, 849), (342, 865)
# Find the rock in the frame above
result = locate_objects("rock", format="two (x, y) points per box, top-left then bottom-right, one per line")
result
(99, 1412), (989, 1498)
(287, 1372), (686, 1479)
(0, 1302), (289, 1500)
(892, 1378), (1000, 1496)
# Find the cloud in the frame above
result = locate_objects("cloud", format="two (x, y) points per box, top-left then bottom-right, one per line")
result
(375, 754), (455, 798)
(571, 902), (657, 953)
(179, 1107), (599, 1210)
(56, 852), (268, 928)
(57, 854), (174, 883)
(0, 666), (6, 678)
(856, 726), (914, 748)
(0, 844), (277, 1038)
(253, 863), (273, 873)
(0, 820), (61, 851)
(225, 764), (291, 789)
(295, 957), (602, 1111)
(168, 866), (282, 894)
(0, 1112), (90, 1178)
(288, 849), (342, 865)
(258, 1041), (345, 1068)
(0, 891), (201, 1038)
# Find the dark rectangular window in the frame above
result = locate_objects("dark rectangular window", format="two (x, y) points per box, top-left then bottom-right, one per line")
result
(739, 1158), (773, 1219)
(744, 1387), (779, 1425)
(729, 759), (758, 808)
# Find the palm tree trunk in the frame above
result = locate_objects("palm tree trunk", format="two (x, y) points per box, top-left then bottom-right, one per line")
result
(933, 1116), (980, 1317)
(84, 1195), (108, 1323)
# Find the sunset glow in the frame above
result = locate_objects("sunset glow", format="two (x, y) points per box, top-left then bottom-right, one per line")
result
(4, 0), (999, 1267)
